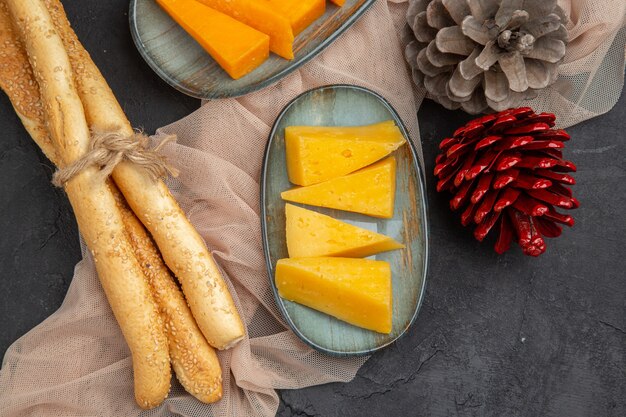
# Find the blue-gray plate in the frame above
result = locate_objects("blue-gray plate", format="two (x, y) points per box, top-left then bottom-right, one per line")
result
(261, 85), (429, 356)
(129, 0), (375, 99)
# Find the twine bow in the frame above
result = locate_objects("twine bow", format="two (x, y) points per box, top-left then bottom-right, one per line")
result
(52, 131), (180, 187)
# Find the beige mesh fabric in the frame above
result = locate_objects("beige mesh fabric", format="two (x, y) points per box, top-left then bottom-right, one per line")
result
(0, 2), (420, 416)
(525, 0), (626, 128)
(1, 0), (624, 416)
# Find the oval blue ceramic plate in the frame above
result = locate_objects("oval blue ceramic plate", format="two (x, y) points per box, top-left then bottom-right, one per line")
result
(261, 85), (429, 356)
(129, 0), (375, 99)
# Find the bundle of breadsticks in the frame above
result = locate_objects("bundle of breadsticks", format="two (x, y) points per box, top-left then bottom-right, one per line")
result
(0, 0), (246, 409)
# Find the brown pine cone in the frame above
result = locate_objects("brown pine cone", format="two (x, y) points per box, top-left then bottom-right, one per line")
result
(435, 107), (578, 256)
(405, 0), (568, 114)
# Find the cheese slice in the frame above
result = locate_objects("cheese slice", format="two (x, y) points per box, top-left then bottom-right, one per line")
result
(281, 157), (397, 218)
(285, 121), (406, 186)
(285, 204), (404, 258)
(196, 0), (294, 59)
(267, 0), (326, 35)
(275, 257), (392, 333)
(156, 0), (269, 79)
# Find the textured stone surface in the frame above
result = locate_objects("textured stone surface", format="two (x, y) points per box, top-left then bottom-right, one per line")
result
(0, 1), (624, 416)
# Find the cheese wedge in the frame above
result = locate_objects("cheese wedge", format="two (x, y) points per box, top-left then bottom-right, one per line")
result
(196, 0), (294, 59)
(285, 204), (404, 258)
(285, 121), (406, 186)
(281, 157), (397, 218)
(275, 257), (392, 333)
(267, 0), (326, 35)
(156, 0), (269, 79)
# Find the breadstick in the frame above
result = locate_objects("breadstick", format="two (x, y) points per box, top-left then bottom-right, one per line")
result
(112, 184), (223, 403)
(1, 3), (223, 402)
(0, 2), (57, 163)
(43, 0), (245, 350)
(3, 0), (171, 408)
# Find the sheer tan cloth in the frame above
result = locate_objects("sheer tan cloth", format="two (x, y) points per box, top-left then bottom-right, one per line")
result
(0, 2), (419, 416)
(525, 0), (626, 128)
(0, 0), (624, 416)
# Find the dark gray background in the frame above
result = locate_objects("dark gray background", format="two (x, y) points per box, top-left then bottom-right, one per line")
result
(1, 2), (624, 416)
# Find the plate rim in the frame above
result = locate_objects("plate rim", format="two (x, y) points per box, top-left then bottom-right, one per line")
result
(260, 84), (430, 357)
(128, 0), (376, 100)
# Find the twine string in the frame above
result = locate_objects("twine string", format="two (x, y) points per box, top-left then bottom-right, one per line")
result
(52, 131), (179, 187)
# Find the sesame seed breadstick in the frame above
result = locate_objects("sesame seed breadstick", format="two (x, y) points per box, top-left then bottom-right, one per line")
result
(42, 0), (245, 350)
(113, 184), (223, 404)
(1, 2), (223, 403)
(0, 2), (57, 163)
(3, 0), (171, 408)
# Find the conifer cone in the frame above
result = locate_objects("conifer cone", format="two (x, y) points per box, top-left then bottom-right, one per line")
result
(435, 107), (578, 256)
(405, 0), (568, 114)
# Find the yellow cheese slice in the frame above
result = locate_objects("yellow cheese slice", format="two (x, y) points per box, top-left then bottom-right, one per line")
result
(156, 0), (269, 79)
(281, 157), (397, 218)
(285, 204), (404, 258)
(196, 0), (294, 59)
(267, 0), (326, 35)
(275, 257), (392, 333)
(285, 120), (406, 186)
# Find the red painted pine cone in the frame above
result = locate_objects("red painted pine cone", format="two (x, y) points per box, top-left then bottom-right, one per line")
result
(434, 107), (578, 256)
